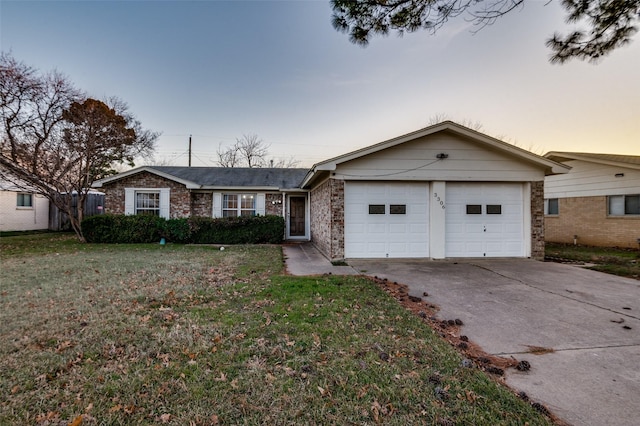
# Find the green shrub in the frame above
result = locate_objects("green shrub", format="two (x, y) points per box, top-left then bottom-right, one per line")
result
(188, 215), (284, 244)
(83, 214), (285, 244)
(164, 218), (191, 243)
(83, 214), (165, 243)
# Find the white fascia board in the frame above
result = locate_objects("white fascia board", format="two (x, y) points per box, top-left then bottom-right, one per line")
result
(545, 152), (640, 171)
(200, 186), (280, 191)
(93, 166), (201, 189)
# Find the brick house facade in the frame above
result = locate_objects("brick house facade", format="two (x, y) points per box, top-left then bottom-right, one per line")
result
(544, 152), (640, 249)
(95, 122), (566, 260)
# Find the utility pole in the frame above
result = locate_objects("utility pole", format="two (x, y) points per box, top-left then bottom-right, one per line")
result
(188, 135), (192, 167)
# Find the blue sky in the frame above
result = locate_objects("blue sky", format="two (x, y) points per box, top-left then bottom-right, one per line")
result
(2, 0), (638, 167)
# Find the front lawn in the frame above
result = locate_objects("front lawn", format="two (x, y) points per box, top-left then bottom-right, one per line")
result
(0, 234), (553, 425)
(545, 242), (640, 279)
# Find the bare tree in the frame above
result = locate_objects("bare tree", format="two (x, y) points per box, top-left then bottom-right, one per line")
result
(216, 133), (298, 168)
(0, 53), (158, 241)
(236, 133), (269, 168)
(216, 141), (241, 167)
(427, 114), (484, 132)
(269, 156), (301, 168)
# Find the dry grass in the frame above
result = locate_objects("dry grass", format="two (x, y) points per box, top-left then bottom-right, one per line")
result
(0, 234), (553, 425)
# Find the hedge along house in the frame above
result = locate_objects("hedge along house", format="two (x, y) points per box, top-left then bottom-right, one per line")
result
(543, 152), (640, 248)
(93, 167), (311, 240)
(301, 121), (569, 261)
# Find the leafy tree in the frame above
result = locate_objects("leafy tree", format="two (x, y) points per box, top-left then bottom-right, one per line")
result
(331, 0), (640, 63)
(0, 53), (158, 241)
(216, 133), (299, 168)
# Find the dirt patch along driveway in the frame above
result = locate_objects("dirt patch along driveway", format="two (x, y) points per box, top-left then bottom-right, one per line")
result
(348, 258), (640, 426)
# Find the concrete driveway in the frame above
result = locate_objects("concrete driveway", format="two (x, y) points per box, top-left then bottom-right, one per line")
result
(348, 258), (640, 426)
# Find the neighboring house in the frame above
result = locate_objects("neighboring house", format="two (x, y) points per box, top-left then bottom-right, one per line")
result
(544, 152), (640, 248)
(0, 165), (49, 232)
(94, 121), (569, 260)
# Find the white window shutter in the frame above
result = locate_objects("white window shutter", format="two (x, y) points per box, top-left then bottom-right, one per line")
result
(256, 193), (265, 216)
(160, 188), (170, 218)
(124, 188), (135, 215)
(213, 192), (222, 218)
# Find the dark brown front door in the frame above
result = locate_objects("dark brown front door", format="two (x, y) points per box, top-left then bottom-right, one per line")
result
(289, 197), (305, 237)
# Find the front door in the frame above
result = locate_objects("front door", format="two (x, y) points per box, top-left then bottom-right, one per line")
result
(289, 197), (306, 237)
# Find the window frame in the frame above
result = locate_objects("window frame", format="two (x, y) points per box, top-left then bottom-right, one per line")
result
(135, 191), (161, 216)
(608, 194), (640, 216)
(16, 192), (34, 208)
(544, 198), (559, 216)
(223, 193), (256, 217)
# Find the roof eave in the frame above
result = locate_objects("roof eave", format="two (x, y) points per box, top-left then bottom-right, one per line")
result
(93, 166), (201, 189)
(545, 152), (640, 170)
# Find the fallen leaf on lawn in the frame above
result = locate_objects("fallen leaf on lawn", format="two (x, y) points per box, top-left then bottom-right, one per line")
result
(160, 413), (171, 423)
(214, 372), (227, 382)
(68, 414), (83, 426)
(357, 385), (369, 399)
(56, 340), (73, 353)
(109, 404), (122, 413)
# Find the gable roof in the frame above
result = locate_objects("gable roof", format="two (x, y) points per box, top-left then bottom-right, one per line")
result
(301, 121), (569, 187)
(93, 166), (309, 190)
(544, 152), (640, 170)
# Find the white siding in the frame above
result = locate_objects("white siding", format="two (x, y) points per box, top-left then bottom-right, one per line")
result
(0, 191), (49, 231)
(334, 133), (545, 182)
(545, 160), (640, 198)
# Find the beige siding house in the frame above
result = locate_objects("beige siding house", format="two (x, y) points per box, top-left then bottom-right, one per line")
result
(301, 121), (568, 261)
(0, 165), (50, 232)
(544, 152), (640, 248)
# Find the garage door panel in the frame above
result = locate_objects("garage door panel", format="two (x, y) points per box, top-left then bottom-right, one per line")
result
(345, 182), (429, 258)
(446, 183), (524, 257)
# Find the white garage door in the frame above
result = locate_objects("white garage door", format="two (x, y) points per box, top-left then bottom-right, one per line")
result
(345, 182), (429, 258)
(446, 183), (524, 257)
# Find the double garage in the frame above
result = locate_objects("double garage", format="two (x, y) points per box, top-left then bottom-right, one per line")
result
(344, 181), (527, 259)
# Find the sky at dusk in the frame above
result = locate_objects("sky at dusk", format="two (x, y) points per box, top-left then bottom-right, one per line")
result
(1, 0), (638, 167)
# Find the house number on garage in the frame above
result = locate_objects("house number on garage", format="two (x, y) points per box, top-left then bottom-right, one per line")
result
(433, 193), (445, 209)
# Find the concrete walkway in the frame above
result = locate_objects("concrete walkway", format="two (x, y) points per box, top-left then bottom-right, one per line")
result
(282, 244), (640, 426)
(282, 243), (359, 276)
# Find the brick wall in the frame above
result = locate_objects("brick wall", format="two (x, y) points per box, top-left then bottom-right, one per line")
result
(545, 195), (640, 248)
(102, 172), (191, 218)
(310, 179), (331, 258)
(309, 179), (345, 260)
(191, 192), (212, 217)
(530, 181), (545, 260)
(265, 193), (285, 216)
(330, 180), (345, 260)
